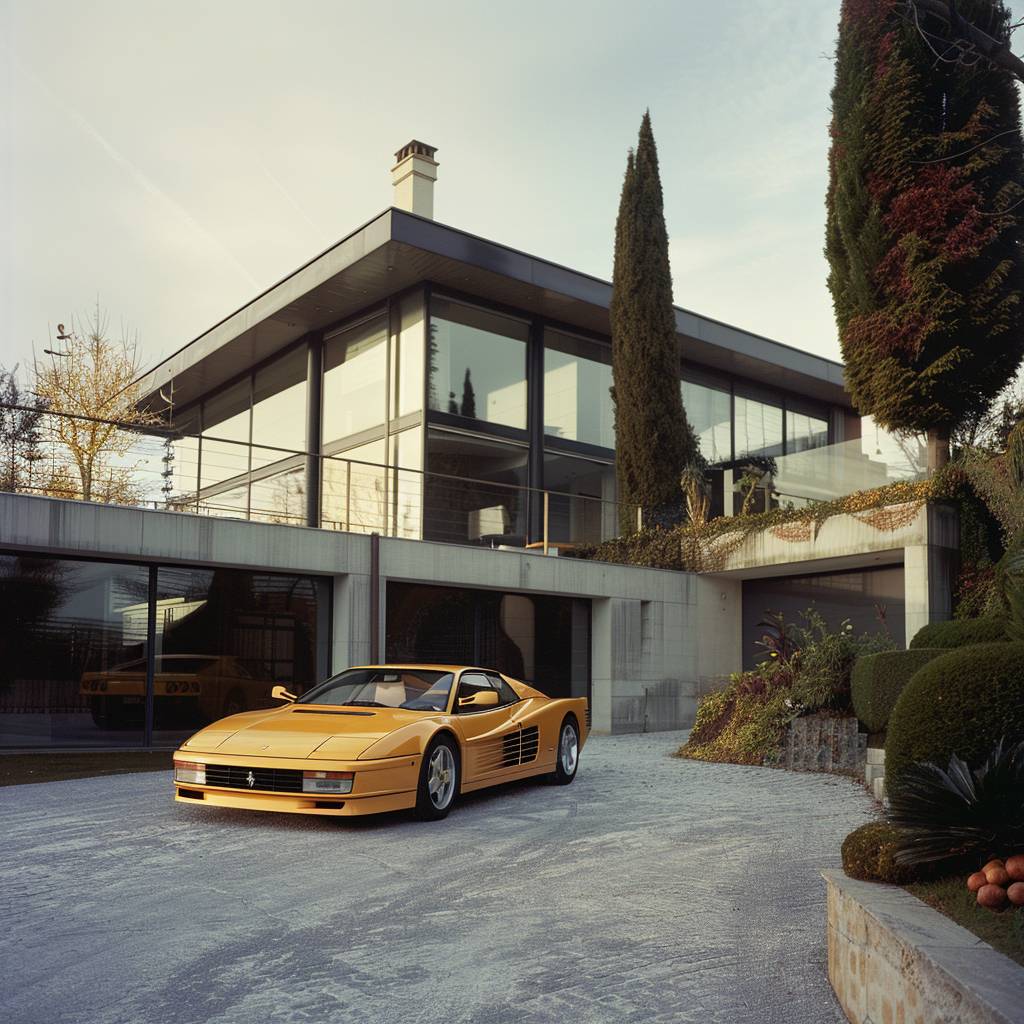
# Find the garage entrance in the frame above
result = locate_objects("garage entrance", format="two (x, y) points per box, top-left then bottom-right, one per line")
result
(385, 582), (590, 701)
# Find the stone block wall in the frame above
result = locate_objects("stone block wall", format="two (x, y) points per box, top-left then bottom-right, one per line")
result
(775, 714), (866, 773)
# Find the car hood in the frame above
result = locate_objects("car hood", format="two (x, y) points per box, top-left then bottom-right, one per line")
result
(182, 705), (439, 760)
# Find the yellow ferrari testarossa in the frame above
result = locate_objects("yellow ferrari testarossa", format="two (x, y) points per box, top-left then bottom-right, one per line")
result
(173, 665), (588, 820)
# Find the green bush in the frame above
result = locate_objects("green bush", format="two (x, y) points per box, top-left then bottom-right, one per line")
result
(841, 822), (920, 884)
(850, 649), (945, 733)
(908, 617), (1008, 649)
(885, 642), (1024, 801)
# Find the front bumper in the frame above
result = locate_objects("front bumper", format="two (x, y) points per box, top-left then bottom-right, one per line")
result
(172, 749), (421, 817)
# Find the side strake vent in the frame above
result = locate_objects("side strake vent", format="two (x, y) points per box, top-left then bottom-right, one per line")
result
(500, 726), (540, 767)
(585, 706), (591, 728)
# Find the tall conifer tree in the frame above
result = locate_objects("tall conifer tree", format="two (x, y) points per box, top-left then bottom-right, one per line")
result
(611, 112), (700, 531)
(827, 0), (1024, 468)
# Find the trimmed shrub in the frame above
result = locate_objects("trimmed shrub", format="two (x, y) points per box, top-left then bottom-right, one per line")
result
(909, 617), (1008, 649)
(841, 822), (920, 885)
(886, 642), (1024, 802)
(851, 649), (945, 733)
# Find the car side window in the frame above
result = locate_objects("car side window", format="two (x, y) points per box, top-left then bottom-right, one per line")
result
(486, 673), (519, 707)
(456, 672), (498, 713)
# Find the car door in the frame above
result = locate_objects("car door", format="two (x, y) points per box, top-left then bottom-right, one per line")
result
(450, 671), (522, 785)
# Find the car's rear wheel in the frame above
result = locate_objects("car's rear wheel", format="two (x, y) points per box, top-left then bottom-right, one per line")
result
(549, 716), (580, 785)
(414, 736), (460, 821)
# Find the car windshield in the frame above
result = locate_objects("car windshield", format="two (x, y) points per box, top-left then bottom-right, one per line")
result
(297, 669), (456, 712)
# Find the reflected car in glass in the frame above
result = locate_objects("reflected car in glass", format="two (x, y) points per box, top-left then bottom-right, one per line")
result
(82, 655), (271, 729)
(172, 665), (588, 820)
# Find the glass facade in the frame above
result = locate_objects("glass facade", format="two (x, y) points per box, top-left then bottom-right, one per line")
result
(734, 395), (784, 459)
(787, 409), (830, 454)
(322, 437), (387, 535)
(424, 429), (529, 545)
(252, 346), (307, 470)
(200, 380), (250, 491)
(386, 582), (590, 700)
(0, 553), (328, 749)
(323, 315), (388, 446)
(543, 329), (614, 449)
(681, 379), (732, 464)
(543, 452), (616, 545)
(392, 290), (425, 419)
(428, 297), (528, 429)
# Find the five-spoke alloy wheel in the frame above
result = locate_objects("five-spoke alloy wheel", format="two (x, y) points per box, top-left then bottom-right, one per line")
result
(415, 736), (460, 820)
(550, 717), (580, 785)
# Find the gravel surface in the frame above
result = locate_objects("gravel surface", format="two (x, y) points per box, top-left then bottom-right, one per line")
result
(2, 732), (876, 1024)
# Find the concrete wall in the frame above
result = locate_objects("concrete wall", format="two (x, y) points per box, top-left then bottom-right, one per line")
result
(0, 493), (741, 735)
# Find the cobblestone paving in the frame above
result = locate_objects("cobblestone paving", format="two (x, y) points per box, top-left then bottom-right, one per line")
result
(1, 732), (877, 1024)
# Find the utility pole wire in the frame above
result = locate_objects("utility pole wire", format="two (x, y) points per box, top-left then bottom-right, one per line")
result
(902, 0), (1024, 83)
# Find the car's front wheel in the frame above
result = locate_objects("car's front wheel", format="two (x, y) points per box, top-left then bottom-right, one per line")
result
(414, 736), (460, 821)
(549, 717), (580, 785)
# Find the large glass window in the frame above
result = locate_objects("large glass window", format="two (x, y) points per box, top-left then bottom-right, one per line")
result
(734, 395), (784, 459)
(0, 554), (150, 747)
(392, 291), (425, 419)
(152, 565), (328, 745)
(681, 380), (732, 464)
(424, 429), (528, 545)
(389, 427), (423, 540)
(787, 410), (830, 454)
(168, 406), (200, 510)
(428, 298), (528, 429)
(200, 380), (251, 489)
(250, 466), (305, 525)
(543, 452), (616, 545)
(322, 437), (387, 534)
(543, 330), (614, 449)
(252, 347), (307, 469)
(322, 315), (388, 446)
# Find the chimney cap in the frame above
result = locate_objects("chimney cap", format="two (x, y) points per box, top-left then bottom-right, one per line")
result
(393, 139), (438, 164)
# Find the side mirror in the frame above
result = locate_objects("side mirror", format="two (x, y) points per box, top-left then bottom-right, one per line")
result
(271, 685), (297, 703)
(458, 689), (499, 709)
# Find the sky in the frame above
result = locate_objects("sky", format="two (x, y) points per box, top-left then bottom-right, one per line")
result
(3, 0), (848, 380)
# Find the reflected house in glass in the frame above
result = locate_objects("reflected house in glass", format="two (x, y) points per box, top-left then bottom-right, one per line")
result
(137, 143), (879, 552)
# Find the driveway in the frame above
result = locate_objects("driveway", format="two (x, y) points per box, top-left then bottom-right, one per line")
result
(1, 732), (875, 1024)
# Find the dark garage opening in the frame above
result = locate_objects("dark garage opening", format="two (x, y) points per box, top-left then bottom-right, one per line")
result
(385, 582), (590, 701)
(742, 565), (905, 670)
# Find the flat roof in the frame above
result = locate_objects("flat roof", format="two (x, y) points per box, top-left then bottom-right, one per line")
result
(137, 208), (849, 411)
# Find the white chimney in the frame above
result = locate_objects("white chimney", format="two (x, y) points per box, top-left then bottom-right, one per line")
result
(391, 140), (438, 218)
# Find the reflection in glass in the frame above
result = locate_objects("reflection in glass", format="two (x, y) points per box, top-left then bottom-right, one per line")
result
(200, 380), (251, 489)
(168, 406), (200, 510)
(734, 396), (784, 458)
(252, 347), (307, 469)
(386, 582), (590, 700)
(681, 380), (732, 464)
(153, 565), (327, 745)
(0, 554), (149, 748)
(198, 482), (248, 520)
(424, 429), (528, 545)
(543, 330), (614, 449)
(786, 410), (829, 454)
(428, 298), (528, 429)
(322, 437), (387, 534)
(392, 291), (425, 419)
(250, 466), (306, 525)
(389, 428), (423, 539)
(322, 316), (387, 445)
(543, 452), (616, 544)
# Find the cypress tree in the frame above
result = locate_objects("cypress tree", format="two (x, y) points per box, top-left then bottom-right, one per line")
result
(826, 0), (1024, 468)
(611, 112), (700, 531)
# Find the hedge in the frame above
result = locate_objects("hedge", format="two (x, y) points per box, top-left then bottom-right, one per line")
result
(908, 616), (1008, 649)
(841, 822), (920, 885)
(850, 649), (945, 734)
(885, 641), (1024, 802)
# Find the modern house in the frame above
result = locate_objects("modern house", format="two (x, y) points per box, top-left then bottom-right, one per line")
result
(0, 142), (954, 752)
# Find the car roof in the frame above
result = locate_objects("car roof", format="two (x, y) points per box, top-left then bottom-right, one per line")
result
(347, 664), (499, 673)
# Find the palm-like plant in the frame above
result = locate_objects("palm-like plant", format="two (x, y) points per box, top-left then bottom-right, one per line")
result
(890, 739), (1024, 866)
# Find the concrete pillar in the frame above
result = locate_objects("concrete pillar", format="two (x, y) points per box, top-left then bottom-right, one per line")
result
(332, 573), (372, 672)
(590, 598), (613, 733)
(694, 576), (742, 695)
(903, 545), (955, 647)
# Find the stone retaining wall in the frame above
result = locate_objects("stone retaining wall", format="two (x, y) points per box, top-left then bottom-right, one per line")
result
(775, 714), (866, 773)
(823, 870), (1024, 1024)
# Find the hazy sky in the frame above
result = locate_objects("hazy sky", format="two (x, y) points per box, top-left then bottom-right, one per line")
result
(3, 0), (848, 378)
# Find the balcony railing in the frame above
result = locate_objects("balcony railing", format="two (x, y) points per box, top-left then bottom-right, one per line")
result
(0, 405), (932, 552)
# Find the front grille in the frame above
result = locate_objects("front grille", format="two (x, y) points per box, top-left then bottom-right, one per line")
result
(203, 764), (304, 793)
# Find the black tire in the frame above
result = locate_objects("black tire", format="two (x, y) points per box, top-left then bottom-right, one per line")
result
(414, 735), (460, 821)
(549, 716), (580, 786)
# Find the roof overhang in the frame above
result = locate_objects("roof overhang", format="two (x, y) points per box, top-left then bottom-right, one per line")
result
(137, 208), (849, 412)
